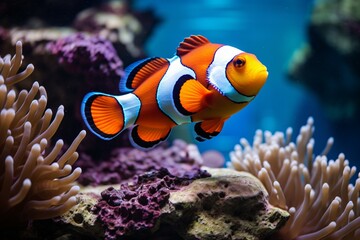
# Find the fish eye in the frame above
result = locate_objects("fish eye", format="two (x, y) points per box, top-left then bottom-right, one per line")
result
(234, 57), (246, 68)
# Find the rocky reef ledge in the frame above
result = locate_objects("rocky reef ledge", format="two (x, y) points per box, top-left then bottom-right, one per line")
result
(165, 168), (289, 240)
(26, 168), (289, 240)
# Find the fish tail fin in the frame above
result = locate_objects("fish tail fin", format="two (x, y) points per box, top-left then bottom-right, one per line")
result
(81, 92), (140, 140)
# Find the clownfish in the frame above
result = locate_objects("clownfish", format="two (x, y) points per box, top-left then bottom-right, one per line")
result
(81, 35), (268, 149)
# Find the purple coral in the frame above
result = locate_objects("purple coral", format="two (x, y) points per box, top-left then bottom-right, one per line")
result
(47, 33), (123, 81)
(94, 168), (210, 239)
(76, 140), (204, 186)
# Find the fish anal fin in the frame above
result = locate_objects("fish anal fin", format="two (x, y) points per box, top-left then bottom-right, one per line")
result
(82, 93), (124, 139)
(194, 118), (225, 141)
(176, 35), (210, 56)
(120, 57), (169, 93)
(179, 79), (211, 114)
(131, 126), (171, 149)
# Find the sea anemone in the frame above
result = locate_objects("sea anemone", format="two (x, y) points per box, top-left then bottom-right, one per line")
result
(0, 41), (86, 226)
(229, 117), (360, 239)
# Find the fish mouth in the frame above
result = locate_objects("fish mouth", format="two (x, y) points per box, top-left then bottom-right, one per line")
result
(258, 66), (268, 74)
(257, 68), (269, 80)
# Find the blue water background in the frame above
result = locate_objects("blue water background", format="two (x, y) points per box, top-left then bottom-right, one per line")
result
(134, 0), (359, 165)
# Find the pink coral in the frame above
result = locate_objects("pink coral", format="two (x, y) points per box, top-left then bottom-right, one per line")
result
(47, 33), (123, 82)
(94, 168), (210, 239)
(76, 139), (203, 186)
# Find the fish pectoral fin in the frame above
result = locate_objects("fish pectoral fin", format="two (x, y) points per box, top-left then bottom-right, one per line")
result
(194, 118), (225, 142)
(81, 93), (124, 140)
(178, 79), (211, 114)
(119, 57), (169, 93)
(130, 125), (171, 149)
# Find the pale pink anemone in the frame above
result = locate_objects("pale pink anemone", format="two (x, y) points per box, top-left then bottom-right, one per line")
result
(229, 117), (360, 240)
(0, 41), (86, 225)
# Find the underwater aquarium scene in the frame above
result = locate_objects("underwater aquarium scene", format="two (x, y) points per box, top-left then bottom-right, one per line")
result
(1, 0), (360, 239)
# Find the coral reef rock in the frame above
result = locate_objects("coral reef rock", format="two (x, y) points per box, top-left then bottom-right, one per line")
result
(37, 168), (288, 240)
(94, 167), (210, 239)
(55, 192), (104, 238)
(288, 0), (360, 121)
(47, 33), (124, 82)
(76, 139), (204, 186)
(73, 0), (159, 63)
(164, 168), (289, 240)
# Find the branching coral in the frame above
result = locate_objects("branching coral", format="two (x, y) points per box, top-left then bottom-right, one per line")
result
(229, 117), (360, 240)
(0, 41), (86, 225)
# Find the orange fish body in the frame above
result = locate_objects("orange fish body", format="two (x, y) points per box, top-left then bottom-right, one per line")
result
(81, 35), (268, 148)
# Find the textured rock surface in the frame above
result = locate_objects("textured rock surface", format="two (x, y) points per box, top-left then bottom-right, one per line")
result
(47, 33), (124, 82)
(76, 139), (204, 186)
(164, 168), (290, 240)
(55, 193), (103, 238)
(29, 168), (289, 239)
(93, 168), (210, 240)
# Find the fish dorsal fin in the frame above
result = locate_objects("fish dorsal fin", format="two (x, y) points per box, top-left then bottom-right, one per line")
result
(176, 35), (210, 57)
(119, 57), (169, 93)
